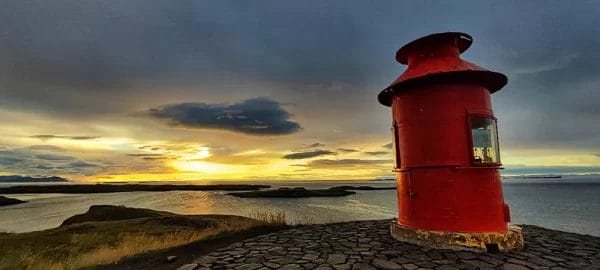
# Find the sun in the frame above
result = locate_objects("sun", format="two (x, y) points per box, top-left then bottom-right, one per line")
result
(193, 147), (211, 159)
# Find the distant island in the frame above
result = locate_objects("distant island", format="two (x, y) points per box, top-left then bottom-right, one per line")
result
(0, 175), (69, 183)
(521, 175), (562, 179)
(226, 185), (397, 198)
(329, 185), (396, 190)
(0, 196), (26, 207)
(0, 183), (270, 194)
(372, 178), (395, 181)
(228, 187), (356, 198)
(504, 175), (563, 179)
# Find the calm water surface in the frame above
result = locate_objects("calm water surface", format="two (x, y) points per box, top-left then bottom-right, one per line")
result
(1, 175), (599, 236)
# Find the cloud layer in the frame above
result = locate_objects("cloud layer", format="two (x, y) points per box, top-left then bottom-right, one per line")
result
(307, 159), (390, 168)
(31, 135), (100, 140)
(148, 98), (301, 135)
(0, 147), (105, 176)
(0, 1), (599, 179)
(283, 149), (335, 159)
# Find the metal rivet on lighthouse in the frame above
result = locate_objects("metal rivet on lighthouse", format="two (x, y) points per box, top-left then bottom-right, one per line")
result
(379, 32), (524, 252)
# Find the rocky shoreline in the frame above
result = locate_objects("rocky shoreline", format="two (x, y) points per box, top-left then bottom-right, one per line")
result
(177, 220), (600, 270)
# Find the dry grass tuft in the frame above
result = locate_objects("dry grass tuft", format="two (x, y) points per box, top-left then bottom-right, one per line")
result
(250, 210), (287, 225)
(0, 209), (286, 270)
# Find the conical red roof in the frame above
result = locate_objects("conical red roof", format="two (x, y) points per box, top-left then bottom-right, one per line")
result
(378, 32), (507, 106)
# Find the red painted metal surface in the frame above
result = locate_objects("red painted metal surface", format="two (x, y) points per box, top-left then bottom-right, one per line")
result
(379, 32), (511, 233)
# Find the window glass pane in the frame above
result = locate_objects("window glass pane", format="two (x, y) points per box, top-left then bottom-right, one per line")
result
(471, 117), (500, 164)
(392, 125), (400, 168)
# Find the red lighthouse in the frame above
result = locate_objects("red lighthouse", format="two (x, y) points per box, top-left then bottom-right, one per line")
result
(379, 32), (523, 252)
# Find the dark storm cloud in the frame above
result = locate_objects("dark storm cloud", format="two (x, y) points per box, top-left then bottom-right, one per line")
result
(149, 98), (301, 135)
(307, 159), (390, 168)
(31, 135), (100, 140)
(282, 149), (335, 160)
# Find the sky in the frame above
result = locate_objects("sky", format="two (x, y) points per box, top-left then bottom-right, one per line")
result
(1, 1), (599, 182)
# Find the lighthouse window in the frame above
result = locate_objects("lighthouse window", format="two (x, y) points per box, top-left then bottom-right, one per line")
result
(391, 125), (401, 169)
(470, 117), (500, 164)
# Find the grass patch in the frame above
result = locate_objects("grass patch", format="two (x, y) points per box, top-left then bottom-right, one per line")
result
(228, 187), (356, 198)
(0, 205), (286, 270)
(95, 225), (288, 270)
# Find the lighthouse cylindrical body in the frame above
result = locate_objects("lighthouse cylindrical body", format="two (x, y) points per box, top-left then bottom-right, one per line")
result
(379, 32), (523, 252)
(393, 83), (507, 233)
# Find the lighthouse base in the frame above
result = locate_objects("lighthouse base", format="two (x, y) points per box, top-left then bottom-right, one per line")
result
(390, 221), (524, 253)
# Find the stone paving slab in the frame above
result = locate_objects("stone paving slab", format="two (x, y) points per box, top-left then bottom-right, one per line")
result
(180, 220), (600, 270)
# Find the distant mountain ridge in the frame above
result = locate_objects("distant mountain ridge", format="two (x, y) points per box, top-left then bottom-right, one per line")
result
(0, 175), (69, 183)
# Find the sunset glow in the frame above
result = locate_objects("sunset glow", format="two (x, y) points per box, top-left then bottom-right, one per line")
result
(1, 2), (599, 182)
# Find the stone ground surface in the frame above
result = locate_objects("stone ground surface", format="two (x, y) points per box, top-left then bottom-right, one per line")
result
(179, 220), (600, 270)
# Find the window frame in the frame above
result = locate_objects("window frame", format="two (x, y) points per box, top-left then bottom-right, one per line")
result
(467, 114), (502, 166)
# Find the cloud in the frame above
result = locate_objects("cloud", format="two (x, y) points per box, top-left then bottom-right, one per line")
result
(141, 156), (169, 161)
(148, 98), (301, 135)
(0, 148), (106, 176)
(306, 158), (390, 168)
(126, 153), (163, 157)
(282, 149), (335, 159)
(0, 0), (598, 179)
(34, 154), (76, 161)
(308, 143), (325, 148)
(0, 1), (374, 118)
(27, 145), (67, 152)
(30, 135), (100, 140)
(67, 160), (100, 168)
(127, 153), (173, 161)
(382, 143), (393, 149)
(337, 148), (359, 153)
(0, 156), (24, 166)
(364, 151), (389, 156)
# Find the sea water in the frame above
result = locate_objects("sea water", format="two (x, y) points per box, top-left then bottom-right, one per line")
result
(1, 175), (599, 236)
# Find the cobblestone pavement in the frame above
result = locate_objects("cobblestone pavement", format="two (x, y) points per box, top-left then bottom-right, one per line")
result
(180, 220), (600, 270)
